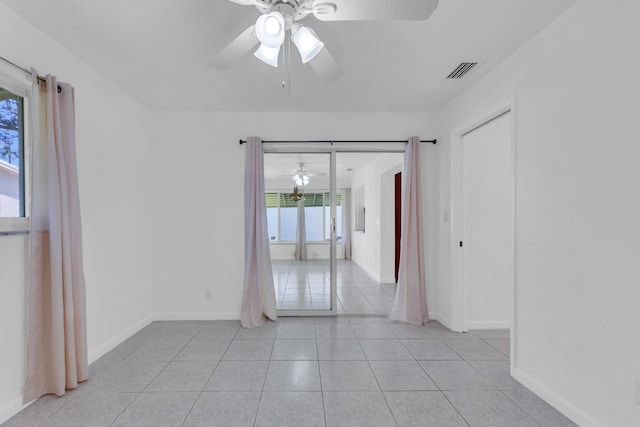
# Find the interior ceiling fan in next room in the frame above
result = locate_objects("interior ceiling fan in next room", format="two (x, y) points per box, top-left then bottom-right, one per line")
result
(210, 0), (439, 81)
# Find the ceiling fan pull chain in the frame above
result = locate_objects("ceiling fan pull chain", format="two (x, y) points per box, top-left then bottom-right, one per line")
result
(281, 37), (286, 89)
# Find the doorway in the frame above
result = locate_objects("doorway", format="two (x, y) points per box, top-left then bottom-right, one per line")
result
(263, 145), (404, 316)
(264, 152), (336, 316)
(461, 111), (514, 330)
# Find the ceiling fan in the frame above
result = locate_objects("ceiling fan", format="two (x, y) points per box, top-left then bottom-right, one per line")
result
(210, 0), (439, 81)
(277, 163), (326, 186)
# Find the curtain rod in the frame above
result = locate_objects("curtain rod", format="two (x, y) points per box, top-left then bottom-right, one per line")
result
(239, 139), (437, 145)
(0, 55), (62, 93)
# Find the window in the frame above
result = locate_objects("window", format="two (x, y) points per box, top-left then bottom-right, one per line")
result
(0, 80), (27, 230)
(265, 191), (342, 242)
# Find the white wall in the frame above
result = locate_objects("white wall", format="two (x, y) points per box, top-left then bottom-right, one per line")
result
(0, 161), (19, 216)
(0, 5), (155, 423)
(438, 0), (640, 425)
(151, 112), (439, 319)
(349, 153), (403, 282)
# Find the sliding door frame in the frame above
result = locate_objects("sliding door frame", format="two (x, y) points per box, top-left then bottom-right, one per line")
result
(264, 142), (406, 317)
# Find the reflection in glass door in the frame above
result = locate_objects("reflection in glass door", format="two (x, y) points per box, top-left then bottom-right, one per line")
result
(264, 152), (337, 315)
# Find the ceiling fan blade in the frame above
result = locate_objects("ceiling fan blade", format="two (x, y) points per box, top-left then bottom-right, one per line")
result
(209, 25), (259, 69)
(308, 47), (343, 82)
(314, 0), (439, 21)
(227, 0), (255, 5)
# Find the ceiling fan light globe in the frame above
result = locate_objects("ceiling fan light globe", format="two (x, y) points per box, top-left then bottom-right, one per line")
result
(264, 15), (281, 36)
(292, 173), (310, 186)
(292, 25), (324, 63)
(254, 44), (280, 67)
(255, 12), (285, 48)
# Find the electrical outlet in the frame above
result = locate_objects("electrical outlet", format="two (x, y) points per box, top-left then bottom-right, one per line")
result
(204, 289), (212, 300)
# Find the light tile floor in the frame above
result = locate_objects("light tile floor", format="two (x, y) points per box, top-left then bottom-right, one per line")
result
(3, 318), (577, 427)
(273, 259), (396, 314)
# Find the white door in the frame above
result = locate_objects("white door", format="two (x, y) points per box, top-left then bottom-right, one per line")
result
(462, 111), (514, 330)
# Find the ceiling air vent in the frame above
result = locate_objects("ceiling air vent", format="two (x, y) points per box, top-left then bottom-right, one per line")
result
(446, 62), (478, 79)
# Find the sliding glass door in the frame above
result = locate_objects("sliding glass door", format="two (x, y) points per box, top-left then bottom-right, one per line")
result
(264, 151), (337, 316)
(262, 142), (406, 317)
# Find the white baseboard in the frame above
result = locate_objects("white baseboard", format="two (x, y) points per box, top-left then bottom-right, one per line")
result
(511, 367), (603, 427)
(434, 312), (454, 330)
(88, 314), (153, 364)
(153, 312), (241, 321)
(0, 396), (31, 425)
(352, 262), (381, 283)
(467, 320), (511, 330)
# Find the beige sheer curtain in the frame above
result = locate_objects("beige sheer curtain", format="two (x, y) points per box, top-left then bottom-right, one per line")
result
(241, 137), (277, 328)
(389, 136), (429, 325)
(24, 71), (88, 403)
(295, 195), (307, 260)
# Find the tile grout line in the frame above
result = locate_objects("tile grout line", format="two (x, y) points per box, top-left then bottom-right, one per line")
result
(440, 390), (473, 427)
(496, 388), (544, 427)
(315, 331), (328, 427)
(395, 324), (473, 427)
(106, 392), (143, 427)
(430, 329), (533, 427)
(251, 331), (277, 426)
(135, 326), (207, 426)
(354, 326), (399, 426)
(178, 390), (202, 427)
(32, 389), (79, 425)
(138, 327), (198, 393)
(479, 335), (510, 357)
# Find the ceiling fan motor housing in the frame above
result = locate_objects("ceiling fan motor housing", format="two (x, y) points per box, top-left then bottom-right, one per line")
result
(255, 0), (315, 23)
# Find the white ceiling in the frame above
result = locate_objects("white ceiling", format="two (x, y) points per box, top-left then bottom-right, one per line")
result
(2, 0), (576, 112)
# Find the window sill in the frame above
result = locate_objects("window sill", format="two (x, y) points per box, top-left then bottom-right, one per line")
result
(0, 216), (29, 234)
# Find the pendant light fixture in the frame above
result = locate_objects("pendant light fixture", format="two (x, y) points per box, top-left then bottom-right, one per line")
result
(252, 11), (325, 68)
(292, 172), (310, 187)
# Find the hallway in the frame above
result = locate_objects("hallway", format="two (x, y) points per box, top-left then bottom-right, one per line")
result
(273, 260), (396, 315)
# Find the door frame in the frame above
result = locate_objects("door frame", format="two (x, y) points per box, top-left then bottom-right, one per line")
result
(264, 142), (407, 316)
(394, 172), (402, 283)
(264, 149), (336, 317)
(449, 100), (517, 369)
